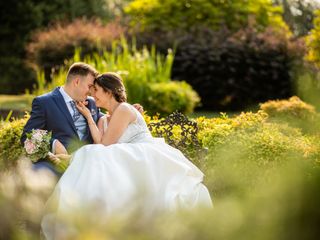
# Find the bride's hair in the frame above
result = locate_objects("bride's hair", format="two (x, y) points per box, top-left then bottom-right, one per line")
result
(94, 72), (127, 102)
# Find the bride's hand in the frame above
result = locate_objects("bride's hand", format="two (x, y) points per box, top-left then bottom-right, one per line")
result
(133, 103), (144, 114)
(76, 101), (91, 119)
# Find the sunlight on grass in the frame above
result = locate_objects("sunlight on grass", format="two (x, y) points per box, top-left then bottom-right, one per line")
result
(0, 95), (31, 111)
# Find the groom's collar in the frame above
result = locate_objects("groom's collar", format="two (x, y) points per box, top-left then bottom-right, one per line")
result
(59, 86), (73, 103)
(52, 86), (92, 103)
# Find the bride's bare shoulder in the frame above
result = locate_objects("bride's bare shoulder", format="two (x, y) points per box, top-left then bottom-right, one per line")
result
(114, 103), (136, 120)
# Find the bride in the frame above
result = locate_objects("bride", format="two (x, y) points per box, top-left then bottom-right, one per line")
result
(42, 72), (212, 238)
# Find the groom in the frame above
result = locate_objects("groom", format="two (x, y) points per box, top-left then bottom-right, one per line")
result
(21, 62), (101, 176)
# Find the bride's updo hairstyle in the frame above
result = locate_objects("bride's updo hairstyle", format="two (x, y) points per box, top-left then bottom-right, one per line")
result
(94, 72), (127, 102)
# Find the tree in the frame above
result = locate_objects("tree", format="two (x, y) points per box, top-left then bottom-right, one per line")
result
(125, 0), (287, 33)
(0, 0), (114, 94)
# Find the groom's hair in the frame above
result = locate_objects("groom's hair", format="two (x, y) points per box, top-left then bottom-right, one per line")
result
(66, 62), (98, 83)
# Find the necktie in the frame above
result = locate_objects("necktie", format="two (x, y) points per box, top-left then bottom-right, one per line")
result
(70, 101), (81, 121)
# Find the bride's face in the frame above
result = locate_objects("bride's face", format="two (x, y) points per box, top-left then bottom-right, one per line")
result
(92, 84), (111, 108)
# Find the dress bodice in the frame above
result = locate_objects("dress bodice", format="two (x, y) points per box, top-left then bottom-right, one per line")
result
(103, 103), (153, 143)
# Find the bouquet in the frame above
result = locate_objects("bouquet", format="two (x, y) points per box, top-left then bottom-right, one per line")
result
(24, 129), (69, 171)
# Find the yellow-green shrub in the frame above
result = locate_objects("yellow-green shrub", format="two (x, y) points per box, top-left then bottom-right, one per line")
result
(260, 96), (316, 119)
(196, 110), (320, 197)
(306, 10), (320, 67)
(260, 96), (319, 133)
(0, 117), (27, 169)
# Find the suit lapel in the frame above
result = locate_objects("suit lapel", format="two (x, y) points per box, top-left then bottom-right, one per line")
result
(52, 87), (78, 135)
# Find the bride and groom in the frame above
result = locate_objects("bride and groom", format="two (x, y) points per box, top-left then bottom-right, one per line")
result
(21, 62), (212, 237)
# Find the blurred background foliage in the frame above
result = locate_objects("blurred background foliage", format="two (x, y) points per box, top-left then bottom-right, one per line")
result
(32, 39), (200, 115)
(1, 0), (320, 112)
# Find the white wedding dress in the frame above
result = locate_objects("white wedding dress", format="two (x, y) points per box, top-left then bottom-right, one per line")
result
(42, 103), (212, 239)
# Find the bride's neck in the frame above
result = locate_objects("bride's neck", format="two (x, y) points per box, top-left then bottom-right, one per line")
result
(107, 100), (121, 115)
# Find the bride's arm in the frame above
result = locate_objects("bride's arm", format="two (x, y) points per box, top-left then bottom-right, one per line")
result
(101, 104), (135, 146)
(76, 101), (103, 143)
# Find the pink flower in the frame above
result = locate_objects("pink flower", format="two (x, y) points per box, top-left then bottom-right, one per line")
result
(24, 139), (37, 154)
(32, 130), (44, 142)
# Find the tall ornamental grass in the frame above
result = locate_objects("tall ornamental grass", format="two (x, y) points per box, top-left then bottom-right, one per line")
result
(33, 38), (200, 116)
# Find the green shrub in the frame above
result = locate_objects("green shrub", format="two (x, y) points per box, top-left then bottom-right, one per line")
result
(170, 26), (303, 110)
(27, 19), (125, 79)
(306, 10), (320, 67)
(33, 39), (200, 116)
(0, 117), (27, 169)
(144, 81), (200, 116)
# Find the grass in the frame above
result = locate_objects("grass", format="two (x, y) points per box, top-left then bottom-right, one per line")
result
(0, 95), (31, 111)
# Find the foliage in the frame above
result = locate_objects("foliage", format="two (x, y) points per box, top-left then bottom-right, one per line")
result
(170, 26), (303, 110)
(33, 39), (200, 116)
(306, 10), (320, 68)
(1, 158), (320, 239)
(0, 0), (42, 94)
(0, 0), (114, 94)
(0, 116), (27, 169)
(293, 62), (320, 113)
(145, 82), (200, 116)
(196, 110), (320, 198)
(260, 96), (316, 119)
(260, 96), (320, 133)
(27, 19), (125, 79)
(125, 0), (287, 33)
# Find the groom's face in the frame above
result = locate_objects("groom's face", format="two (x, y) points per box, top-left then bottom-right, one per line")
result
(75, 74), (95, 101)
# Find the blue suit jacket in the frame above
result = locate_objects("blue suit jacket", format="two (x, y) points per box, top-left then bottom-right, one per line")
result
(21, 87), (103, 151)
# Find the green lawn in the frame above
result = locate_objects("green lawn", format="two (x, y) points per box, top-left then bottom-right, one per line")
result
(0, 95), (31, 111)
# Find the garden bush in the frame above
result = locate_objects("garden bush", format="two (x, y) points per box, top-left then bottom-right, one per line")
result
(0, 117), (27, 169)
(260, 96), (317, 119)
(144, 81), (200, 116)
(33, 40), (200, 116)
(306, 10), (320, 68)
(26, 19), (125, 79)
(260, 96), (320, 133)
(170, 26), (304, 110)
(196, 110), (320, 197)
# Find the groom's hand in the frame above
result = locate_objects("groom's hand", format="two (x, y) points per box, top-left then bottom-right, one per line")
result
(54, 140), (68, 154)
(133, 103), (144, 114)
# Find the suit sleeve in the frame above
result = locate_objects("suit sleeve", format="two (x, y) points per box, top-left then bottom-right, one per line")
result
(21, 97), (55, 147)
